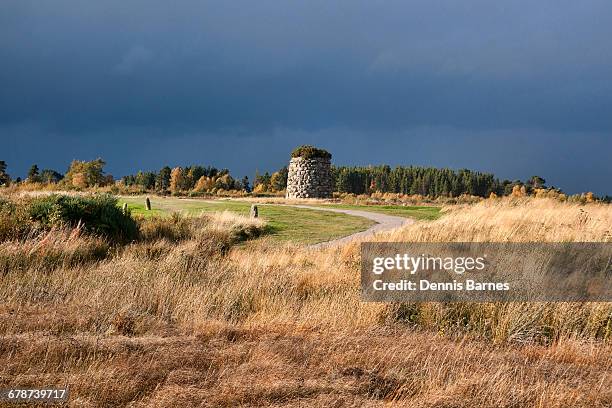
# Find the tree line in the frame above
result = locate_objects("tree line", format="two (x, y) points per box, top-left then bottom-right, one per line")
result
(121, 165), (250, 193)
(1, 160), (64, 186)
(332, 165), (536, 197)
(1, 158), (609, 202)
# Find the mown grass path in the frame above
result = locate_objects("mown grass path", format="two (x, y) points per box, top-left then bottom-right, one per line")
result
(288, 204), (413, 248)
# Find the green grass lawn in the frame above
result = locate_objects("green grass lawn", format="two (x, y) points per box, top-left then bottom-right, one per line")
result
(310, 203), (442, 220)
(118, 196), (375, 244)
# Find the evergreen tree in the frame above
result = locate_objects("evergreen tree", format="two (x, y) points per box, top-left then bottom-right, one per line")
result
(27, 164), (40, 182)
(40, 169), (63, 184)
(135, 171), (156, 189)
(0, 160), (10, 185)
(122, 175), (136, 186)
(156, 166), (172, 191)
(241, 176), (251, 193)
(189, 166), (206, 186)
(253, 171), (272, 193)
(527, 176), (546, 189)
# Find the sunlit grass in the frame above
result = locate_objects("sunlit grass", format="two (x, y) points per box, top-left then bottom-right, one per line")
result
(119, 196), (375, 244)
(314, 203), (442, 220)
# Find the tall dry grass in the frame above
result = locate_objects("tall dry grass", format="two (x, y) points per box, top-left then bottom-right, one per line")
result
(0, 197), (610, 406)
(372, 198), (612, 343)
(0, 228), (110, 273)
(2, 198), (605, 340)
(391, 197), (612, 243)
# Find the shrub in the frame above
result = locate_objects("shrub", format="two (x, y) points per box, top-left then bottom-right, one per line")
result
(0, 198), (32, 241)
(27, 194), (138, 242)
(290, 145), (332, 160)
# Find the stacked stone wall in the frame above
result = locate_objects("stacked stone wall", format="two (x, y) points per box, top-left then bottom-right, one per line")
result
(285, 157), (333, 199)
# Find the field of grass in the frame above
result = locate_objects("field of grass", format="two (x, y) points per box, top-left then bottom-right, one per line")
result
(313, 203), (441, 220)
(1, 196), (611, 406)
(119, 196), (376, 244)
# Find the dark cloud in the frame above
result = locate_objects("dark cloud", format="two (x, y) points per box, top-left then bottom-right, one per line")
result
(1, 1), (611, 194)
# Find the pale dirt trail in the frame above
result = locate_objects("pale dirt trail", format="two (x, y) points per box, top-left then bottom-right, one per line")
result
(288, 205), (413, 248)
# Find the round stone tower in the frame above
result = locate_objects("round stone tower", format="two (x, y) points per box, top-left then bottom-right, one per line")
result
(286, 145), (333, 199)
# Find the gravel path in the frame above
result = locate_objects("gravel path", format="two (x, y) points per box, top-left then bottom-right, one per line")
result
(289, 205), (413, 248)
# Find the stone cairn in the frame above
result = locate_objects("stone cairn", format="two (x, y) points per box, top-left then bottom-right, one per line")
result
(285, 145), (333, 199)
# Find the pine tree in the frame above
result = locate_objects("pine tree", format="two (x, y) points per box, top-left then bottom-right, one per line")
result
(241, 176), (251, 193)
(156, 166), (172, 191)
(528, 176), (546, 189)
(135, 171), (156, 189)
(254, 171), (272, 190)
(27, 164), (40, 182)
(40, 169), (63, 184)
(0, 161), (10, 186)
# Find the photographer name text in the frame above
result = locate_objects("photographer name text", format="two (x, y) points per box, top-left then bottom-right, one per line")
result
(371, 253), (509, 292)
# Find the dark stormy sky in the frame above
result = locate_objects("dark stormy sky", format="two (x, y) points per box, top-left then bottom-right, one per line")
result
(1, 1), (611, 194)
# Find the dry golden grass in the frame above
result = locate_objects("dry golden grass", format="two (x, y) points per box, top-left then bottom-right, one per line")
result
(392, 197), (612, 243)
(137, 210), (265, 243)
(0, 228), (110, 272)
(1, 327), (609, 407)
(0, 197), (610, 407)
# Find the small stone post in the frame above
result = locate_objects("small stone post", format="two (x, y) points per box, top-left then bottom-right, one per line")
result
(122, 203), (129, 215)
(250, 204), (258, 218)
(145, 197), (151, 211)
